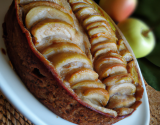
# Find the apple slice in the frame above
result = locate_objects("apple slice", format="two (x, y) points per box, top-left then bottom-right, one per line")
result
(83, 88), (109, 106)
(119, 49), (133, 62)
(94, 57), (126, 73)
(91, 42), (117, 56)
(98, 64), (127, 80)
(31, 19), (75, 42)
(83, 98), (117, 117)
(71, 80), (105, 89)
(75, 7), (98, 20)
(71, 2), (91, 12)
(103, 74), (133, 86)
(88, 26), (110, 38)
(106, 95), (136, 109)
(117, 39), (126, 51)
(69, 0), (91, 4)
(93, 46), (117, 59)
(25, 6), (74, 29)
(94, 55), (127, 72)
(107, 83), (136, 97)
(86, 21), (110, 30)
(41, 42), (84, 58)
(22, 1), (64, 15)
(49, 52), (92, 72)
(127, 60), (140, 85)
(94, 51), (126, 64)
(83, 15), (107, 27)
(90, 35), (110, 45)
(107, 52), (127, 63)
(115, 108), (134, 116)
(36, 38), (75, 51)
(18, 0), (62, 5)
(65, 68), (98, 85)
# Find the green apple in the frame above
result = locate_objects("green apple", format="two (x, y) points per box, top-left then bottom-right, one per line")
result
(117, 18), (155, 58)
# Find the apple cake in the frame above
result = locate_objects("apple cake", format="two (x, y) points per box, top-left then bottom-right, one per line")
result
(3, 0), (144, 124)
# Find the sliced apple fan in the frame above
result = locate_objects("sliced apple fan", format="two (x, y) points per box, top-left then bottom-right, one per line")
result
(24, 1), (139, 117)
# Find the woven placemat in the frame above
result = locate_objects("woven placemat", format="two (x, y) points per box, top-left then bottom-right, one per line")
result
(145, 82), (160, 125)
(0, 82), (160, 125)
(0, 91), (33, 125)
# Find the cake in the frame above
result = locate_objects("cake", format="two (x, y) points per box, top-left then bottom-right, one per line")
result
(3, 0), (144, 124)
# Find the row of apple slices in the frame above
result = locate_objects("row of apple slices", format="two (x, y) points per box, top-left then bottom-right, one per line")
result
(24, 3), (84, 51)
(24, 2), (117, 117)
(69, 0), (136, 113)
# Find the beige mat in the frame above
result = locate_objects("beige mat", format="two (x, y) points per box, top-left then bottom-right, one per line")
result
(0, 92), (33, 125)
(145, 81), (160, 125)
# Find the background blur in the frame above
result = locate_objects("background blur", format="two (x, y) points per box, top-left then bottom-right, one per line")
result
(94, 0), (160, 91)
(132, 0), (160, 91)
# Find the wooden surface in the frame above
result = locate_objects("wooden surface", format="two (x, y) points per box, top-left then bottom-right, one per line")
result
(0, 81), (160, 125)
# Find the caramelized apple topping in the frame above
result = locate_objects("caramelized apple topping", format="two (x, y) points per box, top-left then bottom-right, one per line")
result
(24, 1), (117, 117)
(117, 39), (133, 62)
(69, 0), (139, 116)
(21, 0), (143, 118)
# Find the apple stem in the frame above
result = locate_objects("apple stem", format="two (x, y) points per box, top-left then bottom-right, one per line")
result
(142, 28), (152, 37)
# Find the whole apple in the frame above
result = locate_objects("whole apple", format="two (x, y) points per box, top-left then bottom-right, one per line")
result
(117, 18), (155, 58)
(99, 0), (137, 22)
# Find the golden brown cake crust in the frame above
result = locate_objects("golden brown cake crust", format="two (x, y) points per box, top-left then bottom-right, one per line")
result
(3, 2), (123, 125)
